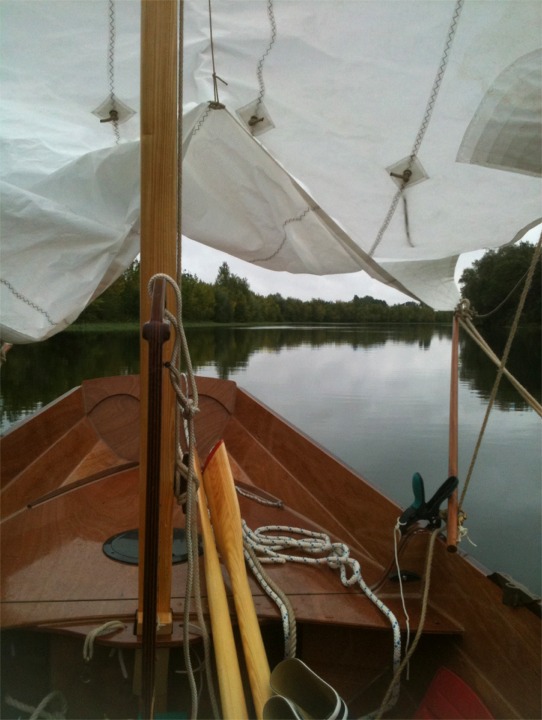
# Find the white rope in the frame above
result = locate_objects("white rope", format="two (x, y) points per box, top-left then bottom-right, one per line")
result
(5, 691), (67, 720)
(243, 540), (297, 658)
(242, 523), (402, 712)
(82, 620), (125, 662)
(393, 521), (411, 677)
(374, 528), (440, 720)
(146, 273), (220, 720)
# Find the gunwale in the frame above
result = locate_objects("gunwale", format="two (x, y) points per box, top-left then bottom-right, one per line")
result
(1, 373), (541, 718)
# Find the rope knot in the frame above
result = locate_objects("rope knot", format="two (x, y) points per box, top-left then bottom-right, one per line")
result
(181, 399), (199, 420)
(455, 298), (474, 320)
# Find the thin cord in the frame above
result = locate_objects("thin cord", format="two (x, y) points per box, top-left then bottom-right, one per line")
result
(107, 0), (120, 143)
(375, 528), (440, 720)
(208, 0), (222, 104)
(369, 0), (464, 256)
(459, 232), (542, 509)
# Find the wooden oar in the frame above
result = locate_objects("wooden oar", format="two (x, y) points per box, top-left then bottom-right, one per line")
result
(194, 451), (248, 720)
(203, 440), (272, 720)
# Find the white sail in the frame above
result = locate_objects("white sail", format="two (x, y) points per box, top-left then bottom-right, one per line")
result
(1, 0), (540, 341)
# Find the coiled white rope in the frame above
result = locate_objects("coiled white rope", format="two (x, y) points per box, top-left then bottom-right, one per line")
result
(242, 523), (402, 713)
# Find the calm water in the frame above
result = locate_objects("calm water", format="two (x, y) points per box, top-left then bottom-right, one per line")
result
(1, 324), (540, 593)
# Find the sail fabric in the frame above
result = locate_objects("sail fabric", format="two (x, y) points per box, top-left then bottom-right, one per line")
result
(1, 144), (140, 344)
(183, 0), (541, 297)
(1, 1), (541, 342)
(182, 104), (410, 291)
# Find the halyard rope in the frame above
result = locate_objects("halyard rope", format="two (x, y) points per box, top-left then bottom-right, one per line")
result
(147, 274), (219, 720)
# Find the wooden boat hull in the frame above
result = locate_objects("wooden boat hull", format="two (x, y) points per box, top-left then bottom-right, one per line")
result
(1, 375), (540, 718)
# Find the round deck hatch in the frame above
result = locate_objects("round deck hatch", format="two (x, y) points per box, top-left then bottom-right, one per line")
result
(103, 528), (193, 565)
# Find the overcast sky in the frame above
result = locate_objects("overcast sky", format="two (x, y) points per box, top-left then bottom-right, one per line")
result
(180, 224), (540, 305)
(181, 239), (480, 305)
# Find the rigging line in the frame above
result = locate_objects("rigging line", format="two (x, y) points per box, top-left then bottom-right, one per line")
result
(251, 0), (277, 130)
(459, 231), (542, 510)
(375, 528), (440, 720)
(148, 273), (219, 720)
(403, 194), (414, 248)
(458, 315), (542, 416)
(177, 0), (184, 283)
(369, 0), (464, 256)
(207, 0), (222, 104)
(107, 0), (120, 144)
(475, 266), (534, 319)
(174, 6), (204, 715)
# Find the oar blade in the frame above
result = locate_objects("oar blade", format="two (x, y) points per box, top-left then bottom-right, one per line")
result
(203, 440), (271, 719)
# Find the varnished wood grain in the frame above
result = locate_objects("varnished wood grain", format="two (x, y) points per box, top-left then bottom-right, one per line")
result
(196, 453), (248, 719)
(1, 385), (85, 488)
(203, 441), (271, 719)
(138, 0), (178, 644)
(1, 418), (97, 520)
(1, 373), (540, 719)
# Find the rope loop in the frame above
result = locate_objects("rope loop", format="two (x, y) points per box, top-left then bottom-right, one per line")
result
(455, 298), (474, 321)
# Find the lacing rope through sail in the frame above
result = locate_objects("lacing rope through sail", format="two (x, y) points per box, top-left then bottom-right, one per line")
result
(105, 0), (120, 143)
(207, 0), (227, 104)
(369, 0), (464, 255)
(250, 0), (277, 129)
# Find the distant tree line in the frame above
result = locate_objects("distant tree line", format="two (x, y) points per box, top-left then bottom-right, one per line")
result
(76, 261), (448, 325)
(76, 241), (540, 327)
(459, 241), (540, 327)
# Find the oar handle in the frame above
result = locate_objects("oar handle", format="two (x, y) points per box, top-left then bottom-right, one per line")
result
(203, 441), (271, 720)
(195, 452), (248, 720)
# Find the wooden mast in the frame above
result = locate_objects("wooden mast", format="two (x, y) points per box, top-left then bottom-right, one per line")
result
(138, 0), (178, 634)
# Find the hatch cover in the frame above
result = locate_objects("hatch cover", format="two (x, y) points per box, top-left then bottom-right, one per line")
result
(103, 528), (196, 565)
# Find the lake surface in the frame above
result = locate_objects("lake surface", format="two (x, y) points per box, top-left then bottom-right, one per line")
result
(1, 323), (540, 593)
